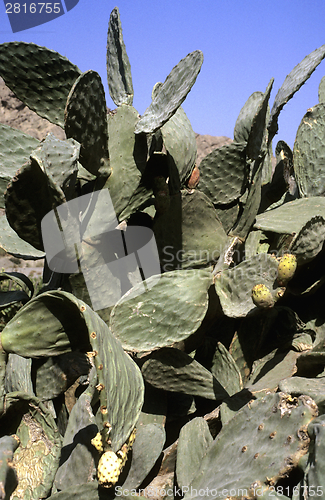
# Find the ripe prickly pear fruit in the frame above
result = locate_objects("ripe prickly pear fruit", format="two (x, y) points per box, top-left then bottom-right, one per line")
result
(186, 165), (200, 189)
(97, 450), (122, 487)
(251, 284), (274, 309)
(91, 432), (104, 453)
(277, 253), (297, 286)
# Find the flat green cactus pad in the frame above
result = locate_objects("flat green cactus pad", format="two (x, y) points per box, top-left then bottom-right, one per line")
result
(198, 143), (247, 205)
(246, 78), (273, 162)
(4, 134), (80, 251)
(135, 51), (203, 135)
(183, 392), (318, 500)
(211, 342), (243, 397)
(141, 347), (229, 401)
(254, 197), (325, 234)
(161, 106), (197, 186)
(290, 215), (325, 264)
(81, 300), (144, 452)
(1, 291), (91, 357)
(0, 124), (39, 209)
(107, 7), (133, 107)
(110, 268), (213, 353)
(106, 104), (146, 217)
(64, 70), (110, 177)
(0, 214), (45, 259)
(122, 422), (166, 490)
(268, 44), (325, 140)
(176, 417), (213, 489)
(293, 104), (325, 197)
(0, 42), (81, 128)
(234, 91), (264, 143)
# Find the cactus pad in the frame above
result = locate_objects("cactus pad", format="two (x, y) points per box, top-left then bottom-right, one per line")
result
(183, 392), (318, 500)
(268, 44), (325, 139)
(1, 291), (91, 357)
(176, 417), (213, 489)
(141, 347), (229, 401)
(64, 70), (110, 177)
(4, 134), (80, 251)
(0, 214), (45, 259)
(319, 75), (325, 103)
(106, 7), (134, 106)
(161, 106), (197, 186)
(234, 91), (264, 144)
(290, 215), (325, 264)
(0, 124), (39, 209)
(198, 143), (247, 205)
(246, 79), (273, 161)
(293, 104), (325, 197)
(0, 42), (81, 128)
(105, 104), (146, 217)
(110, 269), (213, 353)
(135, 51), (203, 134)
(254, 197), (325, 234)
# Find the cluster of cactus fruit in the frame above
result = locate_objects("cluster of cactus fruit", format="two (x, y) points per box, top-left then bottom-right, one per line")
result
(1, 6), (325, 500)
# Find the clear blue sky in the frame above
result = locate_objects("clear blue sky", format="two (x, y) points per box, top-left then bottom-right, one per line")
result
(1, 0), (325, 149)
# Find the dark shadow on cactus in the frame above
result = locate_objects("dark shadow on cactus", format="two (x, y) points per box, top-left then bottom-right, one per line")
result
(153, 192), (182, 273)
(34, 294), (91, 352)
(133, 133), (148, 174)
(58, 423), (98, 467)
(224, 388), (255, 413)
(140, 382), (168, 422)
(286, 245), (325, 296)
(274, 465), (304, 497)
(236, 306), (298, 373)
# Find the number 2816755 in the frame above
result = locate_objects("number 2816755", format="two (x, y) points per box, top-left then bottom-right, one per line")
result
(6, 3), (61, 14)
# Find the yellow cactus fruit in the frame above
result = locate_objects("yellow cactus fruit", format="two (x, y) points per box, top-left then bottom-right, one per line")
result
(251, 284), (274, 309)
(91, 432), (104, 453)
(116, 428), (137, 467)
(97, 450), (122, 487)
(277, 253), (297, 286)
(127, 427), (136, 448)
